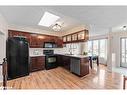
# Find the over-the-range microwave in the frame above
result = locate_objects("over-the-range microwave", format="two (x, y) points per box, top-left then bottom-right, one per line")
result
(43, 42), (57, 48)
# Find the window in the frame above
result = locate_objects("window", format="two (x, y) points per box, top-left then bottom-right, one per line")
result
(120, 38), (127, 68)
(93, 40), (99, 56)
(38, 11), (60, 27)
(87, 39), (107, 64)
(100, 39), (107, 58)
(88, 41), (92, 55)
(65, 43), (80, 55)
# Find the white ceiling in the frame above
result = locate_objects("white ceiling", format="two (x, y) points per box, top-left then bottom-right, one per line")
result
(0, 6), (127, 36)
(0, 6), (82, 32)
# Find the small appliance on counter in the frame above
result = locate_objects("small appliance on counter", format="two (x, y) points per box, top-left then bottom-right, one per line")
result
(6, 37), (29, 80)
(43, 50), (57, 70)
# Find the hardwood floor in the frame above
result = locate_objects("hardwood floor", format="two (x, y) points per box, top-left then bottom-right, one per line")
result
(0, 65), (125, 89)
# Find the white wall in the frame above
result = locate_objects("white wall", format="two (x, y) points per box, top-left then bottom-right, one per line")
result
(107, 31), (127, 72)
(0, 13), (8, 82)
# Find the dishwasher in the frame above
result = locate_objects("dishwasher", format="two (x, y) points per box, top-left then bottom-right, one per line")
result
(70, 58), (80, 75)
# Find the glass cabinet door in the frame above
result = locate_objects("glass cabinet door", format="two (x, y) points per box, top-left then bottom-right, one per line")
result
(78, 31), (85, 40)
(63, 36), (67, 42)
(67, 35), (72, 42)
(72, 34), (77, 41)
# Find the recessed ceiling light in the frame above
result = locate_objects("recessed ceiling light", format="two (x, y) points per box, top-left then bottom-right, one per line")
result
(38, 12), (60, 27)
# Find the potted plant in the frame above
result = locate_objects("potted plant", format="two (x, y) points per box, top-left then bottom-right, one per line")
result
(83, 51), (88, 55)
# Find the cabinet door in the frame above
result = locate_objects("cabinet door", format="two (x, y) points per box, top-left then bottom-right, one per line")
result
(57, 39), (63, 48)
(30, 34), (38, 48)
(63, 36), (67, 42)
(55, 37), (63, 48)
(72, 33), (78, 41)
(21, 33), (31, 43)
(37, 56), (45, 70)
(62, 56), (70, 70)
(78, 31), (85, 40)
(80, 58), (89, 77)
(30, 57), (45, 72)
(8, 30), (31, 43)
(67, 35), (72, 42)
(36, 35), (44, 48)
(43, 36), (50, 42)
(30, 57), (37, 72)
(57, 55), (63, 66)
(85, 30), (89, 41)
(8, 31), (19, 37)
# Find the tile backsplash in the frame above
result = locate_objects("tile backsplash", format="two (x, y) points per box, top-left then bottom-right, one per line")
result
(29, 48), (67, 56)
(29, 48), (44, 56)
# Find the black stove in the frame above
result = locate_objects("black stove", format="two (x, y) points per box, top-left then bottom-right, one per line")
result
(43, 50), (57, 70)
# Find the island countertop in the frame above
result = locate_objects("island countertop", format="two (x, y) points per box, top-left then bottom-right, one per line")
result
(55, 53), (90, 77)
(55, 54), (89, 59)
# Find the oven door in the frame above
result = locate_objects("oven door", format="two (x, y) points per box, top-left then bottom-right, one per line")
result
(45, 55), (57, 70)
(48, 57), (56, 63)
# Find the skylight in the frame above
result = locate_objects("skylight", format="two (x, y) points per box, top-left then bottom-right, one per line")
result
(38, 12), (60, 27)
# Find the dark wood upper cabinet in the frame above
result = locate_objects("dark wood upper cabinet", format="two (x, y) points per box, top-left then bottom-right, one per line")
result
(63, 36), (67, 43)
(62, 29), (89, 43)
(77, 31), (85, 40)
(85, 30), (89, 41)
(54, 37), (63, 48)
(8, 30), (63, 48)
(8, 30), (31, 43)
(72, 33), (78, 41)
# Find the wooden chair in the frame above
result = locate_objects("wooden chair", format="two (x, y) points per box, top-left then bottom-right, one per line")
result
(89, 56), (99, 69)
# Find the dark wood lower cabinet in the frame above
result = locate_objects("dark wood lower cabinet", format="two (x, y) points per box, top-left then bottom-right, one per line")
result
(29, 55), (89, 77)
(70, 57), (89, 77)
(30, 56), (45, 72)
(57, 55), (71, 70)
(80, 57), (89, 77)
(57, 55), (89, 77)
(62, 56), (71, 70)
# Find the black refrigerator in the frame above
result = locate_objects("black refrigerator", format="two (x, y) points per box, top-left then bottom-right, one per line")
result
(7, 37), (29, 80)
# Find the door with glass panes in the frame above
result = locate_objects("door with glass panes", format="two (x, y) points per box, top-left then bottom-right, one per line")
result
(121, 38), (127, 68)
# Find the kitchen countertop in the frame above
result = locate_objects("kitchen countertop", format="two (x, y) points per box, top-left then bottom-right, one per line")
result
(30, 54), (45, 57)
(30, 53), (89, 58)
(56, 54), (89, 58)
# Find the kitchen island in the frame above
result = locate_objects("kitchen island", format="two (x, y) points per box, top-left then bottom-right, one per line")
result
(57, 54), (89, 77)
